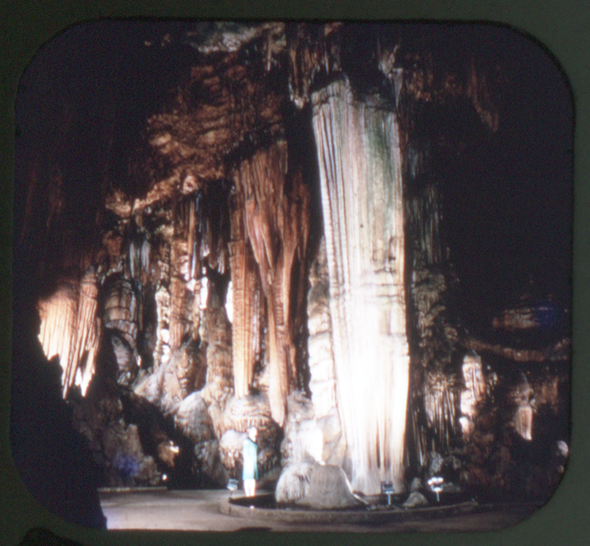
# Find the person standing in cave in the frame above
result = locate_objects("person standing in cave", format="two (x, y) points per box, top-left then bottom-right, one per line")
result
(242, 426), (258, 497)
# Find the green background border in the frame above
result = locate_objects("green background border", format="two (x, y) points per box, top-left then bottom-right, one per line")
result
(1, 1), (588, 545)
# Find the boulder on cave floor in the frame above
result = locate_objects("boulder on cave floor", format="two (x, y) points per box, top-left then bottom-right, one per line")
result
(403, 491), (429, 508)
(295, 463), (360, 510)
(275, 461), (315, 504)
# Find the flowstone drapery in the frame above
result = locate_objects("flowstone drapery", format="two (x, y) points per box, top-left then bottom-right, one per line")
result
(38, 269), (101, 397)
(233, 142), (310, 426)
(311, 79), (410, 494)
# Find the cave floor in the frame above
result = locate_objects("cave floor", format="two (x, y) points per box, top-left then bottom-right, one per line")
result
(99, 489), (540, 532)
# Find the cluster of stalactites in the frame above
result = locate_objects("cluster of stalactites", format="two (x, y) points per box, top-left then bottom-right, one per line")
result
(423, 369), (460, 453)
(176, 191), (229, 279)
(231, 141), (310, 426)
(285, 23), (343, 109)
(311, 78), (409, 494)
(37, 269), (101, 398)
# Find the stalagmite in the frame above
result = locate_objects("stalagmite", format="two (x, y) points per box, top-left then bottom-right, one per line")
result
(311, 78), (410, 494)
(512, 376), (534, 441)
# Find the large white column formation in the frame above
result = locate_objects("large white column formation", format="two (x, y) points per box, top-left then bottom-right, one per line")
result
(311, 79), (410, 494)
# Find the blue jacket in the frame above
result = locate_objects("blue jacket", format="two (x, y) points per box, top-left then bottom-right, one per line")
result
(242, 437), (258, 480)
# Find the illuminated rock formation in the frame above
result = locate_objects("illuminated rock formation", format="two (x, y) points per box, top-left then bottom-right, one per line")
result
(459, 353), (487, 441)
(233, 142), (310, 426)
(312, 78), (410, 494)
(228, 201), (264, 400)
(511, 376), (534, 441)
(37, 269), (101, 397)
(306, 238), (345, 465)
(201, 305), (234, 437)
(296, 464), (359, 509)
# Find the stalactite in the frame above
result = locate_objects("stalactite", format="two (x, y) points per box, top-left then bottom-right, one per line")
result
(141, 239), (150, 276)
(423, 369), (460, 453)
(168, 238), (196, 350)
(285, 23), (341, 109)
(38, 281), (79, 391)
(233, 142), (310, 427)
(154, 283), (171, 367)
(38, 270), (101, 398)
(67, 269), (101, 396)
(129, 241), (137, 279)
(228, 239), (262, 398)
(184, 194), (200, 281)
(169, 276), (193, 351)
(311, 78), (409, 494)
(511, 376), (534, 441)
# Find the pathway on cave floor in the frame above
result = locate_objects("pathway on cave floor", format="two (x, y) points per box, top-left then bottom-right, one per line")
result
(99, 489), (538, 533)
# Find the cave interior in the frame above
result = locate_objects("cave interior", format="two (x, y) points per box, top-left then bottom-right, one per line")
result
(11, 20), (572, 524)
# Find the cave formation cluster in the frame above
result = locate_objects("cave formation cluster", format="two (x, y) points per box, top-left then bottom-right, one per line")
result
(14, 22), (571, 504)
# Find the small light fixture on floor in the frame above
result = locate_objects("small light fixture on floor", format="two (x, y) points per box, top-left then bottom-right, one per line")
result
(427, 476), (444, 502)
(381, 481), (395, 506)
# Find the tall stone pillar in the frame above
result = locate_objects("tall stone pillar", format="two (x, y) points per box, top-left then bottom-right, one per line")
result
(311, 79), (409, 494)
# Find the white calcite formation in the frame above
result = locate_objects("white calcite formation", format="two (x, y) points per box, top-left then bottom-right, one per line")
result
(459, 353), (487, 441)
(37, 269), (101, 397)
(296, 463), (359, 510)
(228, 200), (264, 400)
(306, 238), (345, 465)
(312, 78), (410, 494)
(512, 376), (534, 441)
